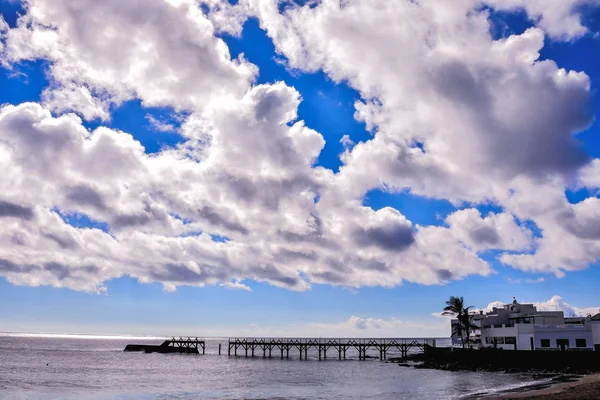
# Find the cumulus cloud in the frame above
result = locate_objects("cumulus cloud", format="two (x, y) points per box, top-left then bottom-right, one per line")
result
(484, 0), (600, 40)
(498, 182), (600, 277)
(558, 197), (600, 240)
(533, 295), (600, 317)
(1, 0), (257, 118)
(578, 159), (600, 189)
(246, 0), (600, 278)
(0, 94), (490, 292)
(472, 296), (600, 317)
(0, 0), (598, 293)
(446, 209), (533, 252)
(352, 208), (415, 252)
(0, 200), (34, 220)
(252, 1), (592, 198)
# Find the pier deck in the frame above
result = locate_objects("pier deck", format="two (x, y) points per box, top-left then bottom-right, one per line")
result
(227, 338), (436, 360)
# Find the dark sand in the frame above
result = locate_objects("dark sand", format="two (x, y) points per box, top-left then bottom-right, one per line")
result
(486, 374), (600, 399)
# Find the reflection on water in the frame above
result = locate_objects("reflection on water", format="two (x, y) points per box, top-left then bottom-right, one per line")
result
(0, 336), (543, 400)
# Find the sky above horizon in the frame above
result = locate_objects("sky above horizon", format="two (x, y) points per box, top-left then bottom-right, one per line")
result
(0, 0), (600, 338)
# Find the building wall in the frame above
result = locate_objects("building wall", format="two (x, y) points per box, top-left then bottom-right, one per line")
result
(480, 307), (565, 328)
(533, 325), (593, 350)
(481, 326), (519, 350)
(517, 333), (534, 351)
(592, 323), (600, 348)
(481, 325), (534, 350)
(532, 312), (564, 326)
(517, 324), (534, 351)
(479, 314), (506, 327)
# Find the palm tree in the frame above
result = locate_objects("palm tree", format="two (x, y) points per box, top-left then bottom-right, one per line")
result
(443, 296), (477, 348)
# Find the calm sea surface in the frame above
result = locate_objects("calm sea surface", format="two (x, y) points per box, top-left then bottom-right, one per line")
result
(0, 334), (546, 400)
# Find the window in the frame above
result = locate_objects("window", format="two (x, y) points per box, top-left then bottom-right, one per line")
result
(575, 339), (587, 348)
(485, 337), (493, 344)
(505, 337), (516, 345)
(556, 339), (569, 348)
(541, 339), (550, 348)
(496, 337), (504, 344)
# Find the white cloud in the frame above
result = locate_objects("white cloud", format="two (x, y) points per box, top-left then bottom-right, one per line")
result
(484, 0), (600, 40)
(525, 277), (545, 284)
(220, 281), (252, 291)
(41, 83), (111, 121)
(0, 16), (7, 54)
(533, 295), (600, 317)
(145, 114), (179, 133)
(1, 0), (257, 118)
(212, 315), (449, 338)
(499, 188), (600, 277)
(339, 134), (355, 149)
(247, 0), (600, 279)
(0, 0), (598, 293)
(0, 95), (490, 292)
(578, 158), (600, 189)
(446, 209), (533, 252)
(480, 296), (600, 317)
(302, 316), (448, 338)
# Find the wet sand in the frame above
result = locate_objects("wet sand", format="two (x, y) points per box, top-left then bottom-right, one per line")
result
(485, 374), (600, 399)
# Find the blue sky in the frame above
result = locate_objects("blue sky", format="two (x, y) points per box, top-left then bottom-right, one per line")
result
(0, 0), (599, 337)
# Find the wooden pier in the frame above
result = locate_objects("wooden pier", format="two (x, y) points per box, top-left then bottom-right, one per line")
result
(227, 338), (436, 360)
(124, 337), (205, 354)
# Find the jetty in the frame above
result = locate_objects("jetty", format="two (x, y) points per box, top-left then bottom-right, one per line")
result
(124, 337), (205, 354)
(227, 337), (436, 360)
(123, 336), (438, 360)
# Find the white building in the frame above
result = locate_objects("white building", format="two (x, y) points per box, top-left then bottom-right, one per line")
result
(450, 298), (600, 351)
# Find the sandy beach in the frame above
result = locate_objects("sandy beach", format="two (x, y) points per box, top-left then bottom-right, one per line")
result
(486, 374), (600, 399)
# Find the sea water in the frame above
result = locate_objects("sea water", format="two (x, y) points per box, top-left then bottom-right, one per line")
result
(0, 334), (546, 399)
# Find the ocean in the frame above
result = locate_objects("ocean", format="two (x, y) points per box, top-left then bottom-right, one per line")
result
(0, 334), (547, 399)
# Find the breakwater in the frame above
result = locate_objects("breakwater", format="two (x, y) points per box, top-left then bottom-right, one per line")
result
(414, 346), (600, 374)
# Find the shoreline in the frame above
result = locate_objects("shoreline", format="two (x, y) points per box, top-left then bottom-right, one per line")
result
(392, 351), (600, 399)
(483, 373), (600, 399)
